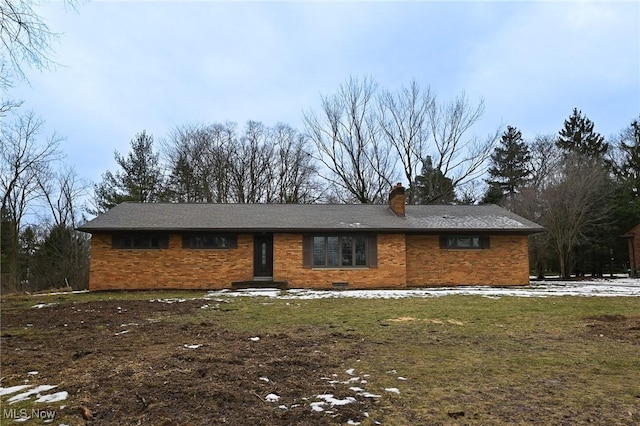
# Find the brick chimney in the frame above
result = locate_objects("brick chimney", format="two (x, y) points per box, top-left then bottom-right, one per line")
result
(389, 183), (405, 217)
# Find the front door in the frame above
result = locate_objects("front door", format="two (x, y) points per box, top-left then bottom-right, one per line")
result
(253, 235), (273, 280)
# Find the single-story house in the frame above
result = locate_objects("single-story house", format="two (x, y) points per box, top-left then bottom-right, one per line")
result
(77, 184), (544, 291)
(622, 224), (640, 277)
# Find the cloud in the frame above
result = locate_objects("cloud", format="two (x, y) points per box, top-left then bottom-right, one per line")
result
(459, 1), (639, 137)
(9, 1), (638, 187)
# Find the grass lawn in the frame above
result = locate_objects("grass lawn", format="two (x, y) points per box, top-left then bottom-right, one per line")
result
(1, 291), (639, 425)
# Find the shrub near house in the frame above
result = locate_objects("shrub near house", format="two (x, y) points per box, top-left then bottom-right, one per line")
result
(78, 184), (543, 290)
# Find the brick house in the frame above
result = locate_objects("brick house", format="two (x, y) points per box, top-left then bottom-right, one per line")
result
(78, 184), (543, 291)
(622, 224), (640, 277)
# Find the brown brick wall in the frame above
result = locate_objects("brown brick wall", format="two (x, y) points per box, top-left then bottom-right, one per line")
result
(88, 233), (253, 291)
(628, 225), (640, 276)
(406, 234), (530, 286)
(88, 232), (531, 290)
(273, 233), (406, 289)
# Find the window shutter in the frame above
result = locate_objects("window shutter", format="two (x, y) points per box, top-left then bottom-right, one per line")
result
(302, 235), (312, 268)
(439, 236), (447, 249)
(368, 234), (378, 268)
(481, 235), (490, 249)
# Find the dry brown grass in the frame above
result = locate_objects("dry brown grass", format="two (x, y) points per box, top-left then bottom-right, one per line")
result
(1, 292), (638, 425)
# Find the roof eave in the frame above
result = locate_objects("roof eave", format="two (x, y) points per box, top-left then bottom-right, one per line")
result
(77, 226), (545, 234)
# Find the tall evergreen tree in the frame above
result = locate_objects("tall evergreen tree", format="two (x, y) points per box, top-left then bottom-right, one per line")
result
(92, 131), (166, 213)
(409, 156), (455, 204)
(614, 117), (640, 197)
(557, 108), (608, 157)
(481, 182), (504, 205)
(485, 126), (531, 206)
(609, 117), (640, 272)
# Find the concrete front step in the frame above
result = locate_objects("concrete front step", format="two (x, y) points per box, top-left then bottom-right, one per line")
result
(231, 280), (288, 290)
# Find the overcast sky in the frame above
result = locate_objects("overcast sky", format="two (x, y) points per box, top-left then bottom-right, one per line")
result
(8, 0), (640, 188)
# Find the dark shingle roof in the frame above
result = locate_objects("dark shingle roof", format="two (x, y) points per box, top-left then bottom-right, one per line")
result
(77, 202), (543, 234)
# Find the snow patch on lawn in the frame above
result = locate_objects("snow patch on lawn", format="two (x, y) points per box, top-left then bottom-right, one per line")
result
(0, 385), (31, 396)
(149, 298), (187, 304)
(6, 385), (62, 404)
(207, 278), (640, 299)
(316, 394), (356, 406)
(32, 303), (57, 309)
(34, 391), (68, 403)
(265, 393), (280, 402)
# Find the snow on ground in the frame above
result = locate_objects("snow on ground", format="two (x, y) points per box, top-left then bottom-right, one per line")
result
(205, 278), (640, 300)
(2, 385), (68, 405)
(183, 344), (202, 349)
(34, 391), (69, 403)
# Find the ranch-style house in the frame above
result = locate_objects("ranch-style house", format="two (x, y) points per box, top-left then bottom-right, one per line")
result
(78, 184), (544, 291)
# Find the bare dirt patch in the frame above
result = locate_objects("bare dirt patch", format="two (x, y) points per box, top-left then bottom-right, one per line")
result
(584, 314), (640, 345)
(1, 298), (378, 425)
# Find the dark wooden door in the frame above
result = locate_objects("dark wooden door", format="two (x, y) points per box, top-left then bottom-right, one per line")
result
(253, 235), (273, 279)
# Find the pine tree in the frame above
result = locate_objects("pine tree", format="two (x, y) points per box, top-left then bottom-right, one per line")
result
(616, 118), (640, 196)
(610, 117), (640, 247)
(557, 108), (608, 157)
(481, 182), (504, 205)
(410, 156), (455, 204)
(92, 131), (166, 213)
(485, 126), (530, 206)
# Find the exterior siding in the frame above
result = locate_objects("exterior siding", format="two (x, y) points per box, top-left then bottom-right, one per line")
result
(627, 224), (640, 277)
(88, 233), (253, 291)
(88, 232), (531, 290)
(273, 233), (406, 289)
(406, 234), (530, 286)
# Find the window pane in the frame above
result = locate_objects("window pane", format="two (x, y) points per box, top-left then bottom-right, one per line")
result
(457, 237), (472, 248)
(327, 237), (339, 267)
(150, 237), (159, 248)
(355, 236), (367, 266)
(313, 236), (325, 266)
(186, 234), (234, 249)
(341, 237), (353, 266)
(114, 234), (167, 249)
(445, 235), (482, 249)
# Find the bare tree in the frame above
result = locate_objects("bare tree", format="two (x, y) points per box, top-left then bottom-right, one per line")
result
(513, 135), (562, 278)
(0, 0), (81, 87)
(0, 0), (77, 113)
(426, 92), (500, 203)
(268, 123), (320, 203)
(165, 121), (321, 204)
(304, 76), (396, 203)
(28, 166), (90, 290)
(164, 122), (234, 203)
(227, 120), (273, 203)
(378, 80), (434, 203)
(38, 166), (88, 228)
(541, 154), (612, 278)
(0, 110), (62, 291)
